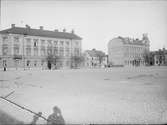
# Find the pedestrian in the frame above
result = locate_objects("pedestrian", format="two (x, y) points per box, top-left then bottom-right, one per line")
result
(3, 63), (7, 71)
(47, 106), (65, 125)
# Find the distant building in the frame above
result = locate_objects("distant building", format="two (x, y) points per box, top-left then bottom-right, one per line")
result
(83, 49), (107, 68)
(0, 24), (82, 69)
(108, 34), (150, 66)
(151, 48), (167, 66)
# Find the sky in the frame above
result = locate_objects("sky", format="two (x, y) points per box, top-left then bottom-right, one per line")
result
(0, 0), (167, 53)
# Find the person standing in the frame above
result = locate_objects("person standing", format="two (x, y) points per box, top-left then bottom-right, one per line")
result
(3, 63), (7, 71)
(47, 106), (65, 125)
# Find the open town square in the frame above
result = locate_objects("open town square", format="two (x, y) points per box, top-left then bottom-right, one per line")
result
(0, 66), (167, 124)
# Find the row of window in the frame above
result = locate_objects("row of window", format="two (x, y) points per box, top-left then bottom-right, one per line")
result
(2, 36), (79, 47)
(1, 46), (79, 57)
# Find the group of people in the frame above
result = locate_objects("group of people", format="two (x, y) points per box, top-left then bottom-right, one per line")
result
(31, 106), (65, 125)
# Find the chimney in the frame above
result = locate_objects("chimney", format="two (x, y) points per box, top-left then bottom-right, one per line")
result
(63, 28), (66, 32)
(39, 26), (43, 30)
(71, 29), (74, 34)
(25, 24), (30, 29)
(11, 24), (15, 28)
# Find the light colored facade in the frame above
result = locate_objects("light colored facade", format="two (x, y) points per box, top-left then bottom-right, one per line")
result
(0, 25), (82, 69)
(83, 49), (107, 68)
(108, 34), (150, 66)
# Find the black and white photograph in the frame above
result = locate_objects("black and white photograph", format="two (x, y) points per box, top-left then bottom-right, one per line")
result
(0, 0), (167, 124)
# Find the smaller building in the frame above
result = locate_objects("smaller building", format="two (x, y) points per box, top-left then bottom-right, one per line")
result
(83, 49), (107, 68)
(151, 48), (167, 66)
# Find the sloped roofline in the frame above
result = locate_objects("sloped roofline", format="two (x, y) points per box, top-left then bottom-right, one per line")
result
(0, 27), (82, 40)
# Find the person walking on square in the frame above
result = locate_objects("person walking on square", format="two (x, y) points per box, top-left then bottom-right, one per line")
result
(47, 106), (65, 125)
(3, 63), (7, 71)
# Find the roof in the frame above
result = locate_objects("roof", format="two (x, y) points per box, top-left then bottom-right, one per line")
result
(0, 27), (82, 40)
(85, 49), (105, 57)
(116, 36), (146, 45)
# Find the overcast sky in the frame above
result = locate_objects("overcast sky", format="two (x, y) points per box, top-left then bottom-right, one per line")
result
(1, 0), (167, 53)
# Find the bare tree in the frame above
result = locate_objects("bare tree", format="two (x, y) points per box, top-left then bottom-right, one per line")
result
(71, 55), (85, 68)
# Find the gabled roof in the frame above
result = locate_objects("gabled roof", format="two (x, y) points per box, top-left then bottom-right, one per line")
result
(0, 27), (82, 40)
(85, 49), (105, 57)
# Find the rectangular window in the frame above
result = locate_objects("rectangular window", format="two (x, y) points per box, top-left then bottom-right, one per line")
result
(41, 40), (45, 46)
(59, 47), (64, 56)
(33, 39), (38, 47)
(26, 38), (31, 46)
(14, 36), (19, 43)
(60, 41), (64, 46)
(74, 48), (79, 56)
(48, 40), (52, 47)
(65, 47), (70, 56)
(2, 45), (8, 55)
(66, 41), (69, 46)
(41, 48), (45, 56)
(34, 48), (38, 56)
(54, 47), (58, 56)
(14, 46), (20, 55)
(26, 48), (31, 56)
(54, 41), (58, 46)
(2, 36), (8, 43)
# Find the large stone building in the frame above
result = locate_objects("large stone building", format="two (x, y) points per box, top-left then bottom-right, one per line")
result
(108, 34), (150, 66)
(0, 24), (82, 69)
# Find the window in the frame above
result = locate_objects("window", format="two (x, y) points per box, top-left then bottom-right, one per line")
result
(14, 36), (19, 43)
(54, 47), (58, 55)
(65, 48), (70, 56)
(14, 46), (20, 55)
(47, 49), (52, 55)
(26, 38), (31, 46)
(33, 39), (38, 47)
(41, 48), (45, 56)
(48, 40), (52, 47)
(75, 41), (79, 46)
(34, 48), (38, 56)
(66, 41), (69, 46)
(2, 45), (8, 55)
(41, 40), (45, 46)
(60, 41), (64, 46)
(59, 47), (64, 56)
(74, 48), (79, 56)
(2, 36), (8, 43)
(54, 41), (58, 46)
(26, 48), (31, 56)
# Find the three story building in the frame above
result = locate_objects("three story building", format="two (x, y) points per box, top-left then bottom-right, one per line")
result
(0, 24), (82, 69)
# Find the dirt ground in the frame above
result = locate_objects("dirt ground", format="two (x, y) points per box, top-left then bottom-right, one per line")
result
(0, 66), (167, 124)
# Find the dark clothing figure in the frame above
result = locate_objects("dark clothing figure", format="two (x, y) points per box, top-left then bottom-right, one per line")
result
(47, 106), (65, 125)
(3, 64), (7, 71)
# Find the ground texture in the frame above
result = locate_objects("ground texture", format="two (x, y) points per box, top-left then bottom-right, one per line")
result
(0, 66), (167, 124)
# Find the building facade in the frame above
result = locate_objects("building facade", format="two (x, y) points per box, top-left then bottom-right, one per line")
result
(151, 48), (167, 66)
(83, 49), (107, 68)
(108, 34), (150, 66)
(0, 24), (82, 69)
